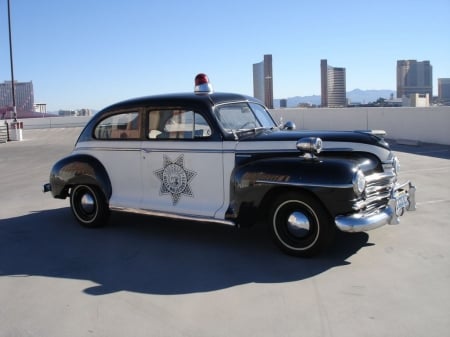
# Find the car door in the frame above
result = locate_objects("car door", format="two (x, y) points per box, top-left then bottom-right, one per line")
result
(81, 110), (143, 209)
(140, 108), (226, 218)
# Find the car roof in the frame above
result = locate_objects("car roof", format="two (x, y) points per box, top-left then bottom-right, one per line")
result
(101, 92), (263, 112)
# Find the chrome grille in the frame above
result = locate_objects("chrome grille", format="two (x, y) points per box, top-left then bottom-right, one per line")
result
(354, 172), (396, 213)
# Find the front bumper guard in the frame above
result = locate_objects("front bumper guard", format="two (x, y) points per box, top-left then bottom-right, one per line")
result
(335, 181), (416, 233)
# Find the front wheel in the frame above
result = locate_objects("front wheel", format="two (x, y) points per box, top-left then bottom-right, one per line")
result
(70, 185), (109, 228)
(268, 192), (335, 257)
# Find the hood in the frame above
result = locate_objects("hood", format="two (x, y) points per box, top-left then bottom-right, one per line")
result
(238, 128), (390, 149)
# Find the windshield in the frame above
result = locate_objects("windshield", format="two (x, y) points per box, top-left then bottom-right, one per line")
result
(214, 102), (277, 132)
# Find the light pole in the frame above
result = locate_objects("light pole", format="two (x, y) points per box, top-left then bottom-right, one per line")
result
(6, 0), (22, 141)
(7, 0), (17, 122)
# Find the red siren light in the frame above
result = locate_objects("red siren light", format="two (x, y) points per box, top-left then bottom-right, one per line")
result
(194, 73), (213, 94)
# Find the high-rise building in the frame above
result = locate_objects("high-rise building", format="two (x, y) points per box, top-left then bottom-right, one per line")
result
(0, 81), (34, 116)
(253, 54), (273, 109)
(438, 78), (450, 105)
(396, 60), (432, 102)
(321, 59), (346, 108)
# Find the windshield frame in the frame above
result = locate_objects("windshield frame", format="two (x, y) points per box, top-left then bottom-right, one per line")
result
(213, 102), (277, 136)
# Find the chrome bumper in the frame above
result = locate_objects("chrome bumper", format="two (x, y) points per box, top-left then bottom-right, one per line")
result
(335, 181), (416, 233)
(42, 183), (52, 193)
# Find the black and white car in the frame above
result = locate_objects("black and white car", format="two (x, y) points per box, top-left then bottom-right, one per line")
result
(44, 74), (416, 256)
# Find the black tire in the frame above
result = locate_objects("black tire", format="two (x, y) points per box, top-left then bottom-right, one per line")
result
(70, 185), (109, 228)
(268, 191), (335, 257)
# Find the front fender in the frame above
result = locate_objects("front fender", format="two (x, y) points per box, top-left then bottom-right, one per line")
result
(230, 155), (377, 222)
(234, 156), (358, 191)
(49, 154), (112, 200)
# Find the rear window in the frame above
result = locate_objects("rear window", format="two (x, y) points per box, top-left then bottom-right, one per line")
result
(94, 112), (141, 140)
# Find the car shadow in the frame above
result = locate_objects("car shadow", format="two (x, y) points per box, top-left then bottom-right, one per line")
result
(0, 208), (371, 296)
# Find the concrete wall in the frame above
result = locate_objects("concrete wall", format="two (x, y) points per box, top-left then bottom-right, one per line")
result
(23, 116), (91, 129)
(16, 106), (450, 145)
(271, 106), (450, 145)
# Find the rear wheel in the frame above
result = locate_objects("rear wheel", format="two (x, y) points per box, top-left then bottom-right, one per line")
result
(70, 185), (109, 227)
(268, 191), (335, 257)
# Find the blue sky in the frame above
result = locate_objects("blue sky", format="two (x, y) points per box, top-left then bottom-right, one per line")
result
(0, 0), (449, 111)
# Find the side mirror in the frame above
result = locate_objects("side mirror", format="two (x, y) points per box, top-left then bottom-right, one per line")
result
(283, 121), (296, 130)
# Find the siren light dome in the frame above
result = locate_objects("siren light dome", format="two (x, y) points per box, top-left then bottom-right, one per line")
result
(194, 73), (213, 94)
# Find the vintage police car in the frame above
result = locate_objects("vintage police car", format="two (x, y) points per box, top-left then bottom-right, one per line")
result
(44, 74), (416, 257)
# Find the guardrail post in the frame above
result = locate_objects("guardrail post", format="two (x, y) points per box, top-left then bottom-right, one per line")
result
(0, 122), (8, 143)
(7, 120), (23, 141)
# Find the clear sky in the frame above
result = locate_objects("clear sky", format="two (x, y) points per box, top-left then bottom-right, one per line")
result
(0, 0), (449, 111)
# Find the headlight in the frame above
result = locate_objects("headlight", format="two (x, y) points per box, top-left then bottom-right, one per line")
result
(353, 170), (366, 196)
(393, 156), (400, 174)
(296, 137), (323, 154)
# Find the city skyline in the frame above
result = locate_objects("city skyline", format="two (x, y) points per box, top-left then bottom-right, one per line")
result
(0, 0), (449, 111)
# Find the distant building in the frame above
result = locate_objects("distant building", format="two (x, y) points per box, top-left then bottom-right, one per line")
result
(253, 54), (274, 109)
(59, 108), (92, 117)
(0, 81), (34, 116)
(396, 60), (432, 103)
(438, 78), (450, 105)
(34, 103), (47, 114)
(321, 59), (346, 107)
(279, 99), (287, 108)
(403, 93), (430, 107)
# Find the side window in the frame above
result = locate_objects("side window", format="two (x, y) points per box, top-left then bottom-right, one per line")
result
(94, 112), (141, 140)
(147, 109), (211, 139)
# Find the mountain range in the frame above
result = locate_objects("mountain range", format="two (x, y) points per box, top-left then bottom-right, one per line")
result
(274, 89), (396, 108)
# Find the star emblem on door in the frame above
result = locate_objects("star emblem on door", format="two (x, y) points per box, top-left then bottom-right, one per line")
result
(154, 154), (197, 205)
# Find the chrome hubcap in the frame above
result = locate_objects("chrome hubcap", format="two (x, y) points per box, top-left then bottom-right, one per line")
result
(80, 192), (95, 214)
(287, 211), (310, 238)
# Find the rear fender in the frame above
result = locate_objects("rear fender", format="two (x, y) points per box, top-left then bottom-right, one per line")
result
(49, 154), (112, 200)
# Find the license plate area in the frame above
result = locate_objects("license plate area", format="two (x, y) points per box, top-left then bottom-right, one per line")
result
(395, 190), (410, 216)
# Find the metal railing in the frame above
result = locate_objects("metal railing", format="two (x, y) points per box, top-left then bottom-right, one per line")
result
(0, 122), (8, 143)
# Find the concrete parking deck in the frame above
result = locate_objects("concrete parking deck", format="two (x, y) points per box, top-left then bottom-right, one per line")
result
(1, 128), (449, 337)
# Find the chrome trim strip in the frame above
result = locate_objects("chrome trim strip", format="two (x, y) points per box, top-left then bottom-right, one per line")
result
(141, 148), (227, 154)
(255, 180), (353, 189)
(110, 206), (236, 227)
(77, 146), (229, 154)
(321, 148), (353, 152)
(236, 149), (298, 154)
(76, 147), (142, 152)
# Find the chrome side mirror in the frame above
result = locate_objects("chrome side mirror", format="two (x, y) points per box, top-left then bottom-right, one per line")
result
(283, 121), (296, 130)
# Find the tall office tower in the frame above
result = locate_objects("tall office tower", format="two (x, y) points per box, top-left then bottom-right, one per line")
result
(253, 54), (273, 109)
(321, 59), (346, 108)
(0, 81), (35, 116)
(396, 60), (432, 102)
(438, 78), (450, 105)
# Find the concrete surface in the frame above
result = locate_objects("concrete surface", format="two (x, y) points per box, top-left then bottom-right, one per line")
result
(0, 128), (449, 337)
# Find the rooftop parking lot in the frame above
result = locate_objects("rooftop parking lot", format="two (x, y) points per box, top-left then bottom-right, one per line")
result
(1, 128), (449, 337)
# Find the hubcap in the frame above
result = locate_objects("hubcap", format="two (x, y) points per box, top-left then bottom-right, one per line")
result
(287, 211), (310, 238)
(80, 192), (95, 214)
